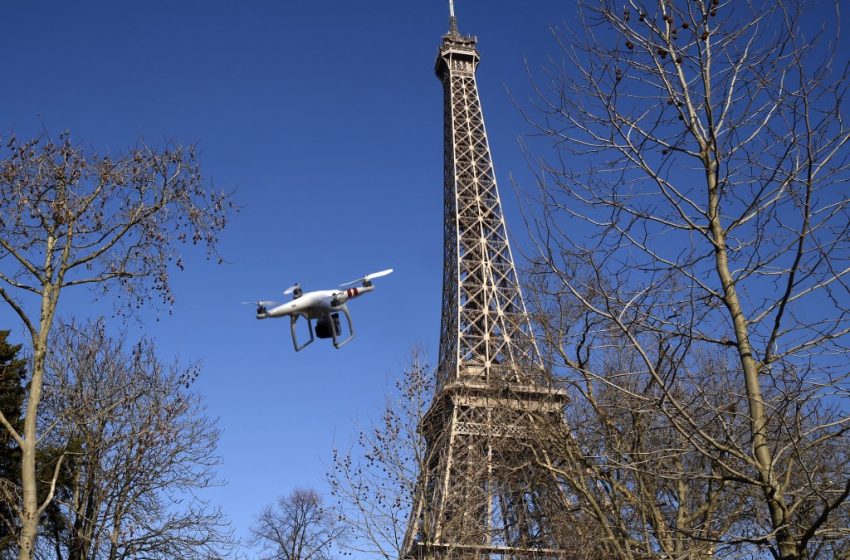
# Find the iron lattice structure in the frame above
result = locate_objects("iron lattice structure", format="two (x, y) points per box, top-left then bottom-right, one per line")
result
(403, 12), (571, 560)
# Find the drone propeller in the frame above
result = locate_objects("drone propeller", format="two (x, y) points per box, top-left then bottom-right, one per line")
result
(284, 283), (300, 296)
(339, 268), (394, 287)
(241, 300), (279, 307)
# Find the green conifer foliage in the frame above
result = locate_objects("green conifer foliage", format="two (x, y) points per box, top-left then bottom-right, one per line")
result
(0, 330), (26, 556)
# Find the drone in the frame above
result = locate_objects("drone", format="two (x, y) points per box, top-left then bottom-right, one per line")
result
(243, 269), (393, 351)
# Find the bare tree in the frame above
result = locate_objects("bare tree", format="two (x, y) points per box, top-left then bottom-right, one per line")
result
(250, 488), (344, 560)
(519, 0), (850, 558)
(327, 350), (432, 560)
(523, 304), (752, 559)
(35, 319), (235, 560)
(0, 131), (232, 559)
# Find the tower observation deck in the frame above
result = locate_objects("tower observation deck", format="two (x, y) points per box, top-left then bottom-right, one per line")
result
(402, 5), (573, 560)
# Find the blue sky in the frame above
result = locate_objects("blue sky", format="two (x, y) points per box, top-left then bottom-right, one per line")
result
(1, 0), (574, 546)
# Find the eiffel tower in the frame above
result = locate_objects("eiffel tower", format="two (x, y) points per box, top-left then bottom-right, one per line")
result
(403, 3), (571, 559)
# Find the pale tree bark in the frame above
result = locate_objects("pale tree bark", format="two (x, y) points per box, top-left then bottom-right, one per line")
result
(519, 0), (850, 558)
(0, 132), (233, 559)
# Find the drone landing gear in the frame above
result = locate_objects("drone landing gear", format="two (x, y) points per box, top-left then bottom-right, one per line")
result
(289, 306), (355, 351)
(329, 306), (355, 349)
(290, 315), (315, 352)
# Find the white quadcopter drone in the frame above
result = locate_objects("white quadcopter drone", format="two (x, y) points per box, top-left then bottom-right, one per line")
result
(243, 269), (393, 351)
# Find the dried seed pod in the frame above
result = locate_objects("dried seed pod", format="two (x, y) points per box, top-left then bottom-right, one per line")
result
(657, 48), (668, 58)
(662, 148), (669, 155)
(626, 41), (635, 49)
(682, 22), (690, 29)
(668, 98), (674, 105)
(678, 114), (684, 120)
(701, 30), (710, 40)
(710, 9), (717, 16)
(639, 12), (646, 21)
(676, 56), (683, 64)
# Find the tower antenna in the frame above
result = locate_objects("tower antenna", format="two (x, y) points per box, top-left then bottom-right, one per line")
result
(448, 0), (459, 35)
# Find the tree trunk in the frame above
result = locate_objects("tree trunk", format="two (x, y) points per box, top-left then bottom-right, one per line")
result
(19, 337), (46, 560)
(19, 283), (59, 560)
(706, 160), (796, 560)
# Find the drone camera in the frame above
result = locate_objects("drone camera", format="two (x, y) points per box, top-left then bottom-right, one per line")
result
(315, 313), (342, 339)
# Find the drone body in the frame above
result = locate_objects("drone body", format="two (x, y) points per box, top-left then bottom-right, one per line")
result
(245, 269), (392, 351)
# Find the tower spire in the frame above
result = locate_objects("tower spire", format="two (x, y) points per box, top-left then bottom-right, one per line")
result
(448, 0), (459, 36)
